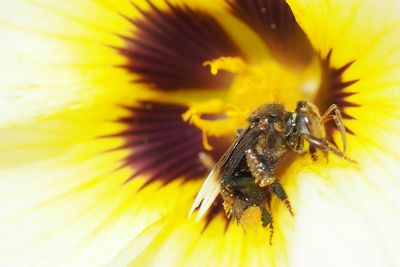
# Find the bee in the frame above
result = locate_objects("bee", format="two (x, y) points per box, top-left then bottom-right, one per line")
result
(189, 101), (355, 240)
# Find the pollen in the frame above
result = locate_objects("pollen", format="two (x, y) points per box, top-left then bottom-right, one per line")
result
(239, 206), (263, 231)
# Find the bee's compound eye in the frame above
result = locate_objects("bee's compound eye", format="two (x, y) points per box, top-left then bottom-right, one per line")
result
(268, 114), (278, 122)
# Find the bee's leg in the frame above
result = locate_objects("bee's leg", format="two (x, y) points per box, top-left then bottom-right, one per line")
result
(309, 145), (318, 161)
(322, 104), (347, 153)
(271, 180), (294, 216)
(290, 136), (306, 156)
(229, 197), (274, 244)
(260, 207), (274, 245)
(221, 175), (266, 206)
(220, 177), (250, 220)
(303, 134), (356, 163)
(220, 176), (258, 219)
(261, 207), (273, 228)
(220, 176), (272, 232)
(246, 148), (276, 187)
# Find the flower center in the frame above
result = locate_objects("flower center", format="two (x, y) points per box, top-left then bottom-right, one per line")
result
(113, 0), (360, 192)
(183, 56), (322, 150)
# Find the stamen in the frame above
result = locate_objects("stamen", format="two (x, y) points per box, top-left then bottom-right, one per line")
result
(202, 131), (213, 151)
(182, 99), (239, 140)
(198, 152), (215, 170)
(203, 57), (247, 75)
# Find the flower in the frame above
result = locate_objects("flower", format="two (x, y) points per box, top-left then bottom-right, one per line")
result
(0, 0), (399, 266)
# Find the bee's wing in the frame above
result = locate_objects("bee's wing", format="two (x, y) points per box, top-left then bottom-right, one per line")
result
(188, 125), (261, 221)
(188, 165), (221, 221)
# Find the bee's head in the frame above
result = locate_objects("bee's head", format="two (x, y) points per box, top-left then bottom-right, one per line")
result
(248, 103), (288, 132)
(294, 100), (324, 138)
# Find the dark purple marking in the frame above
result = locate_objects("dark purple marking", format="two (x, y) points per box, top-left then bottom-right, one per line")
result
(227, 0), (314, 67)
(318, 50), (360, 145)
(117, 0), (243, 90)
(111, 101), (231, 187)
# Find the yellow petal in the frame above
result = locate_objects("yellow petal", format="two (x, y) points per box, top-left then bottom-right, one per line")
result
(0, 0), (174, 127)
(0, 102), (204, 265)
(2, 0), (400, 266)
(110, 205), (285, 267)
(287, 0), (400, 140)
(0, 2), (233, 265)
(283, 1), (400, 265)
